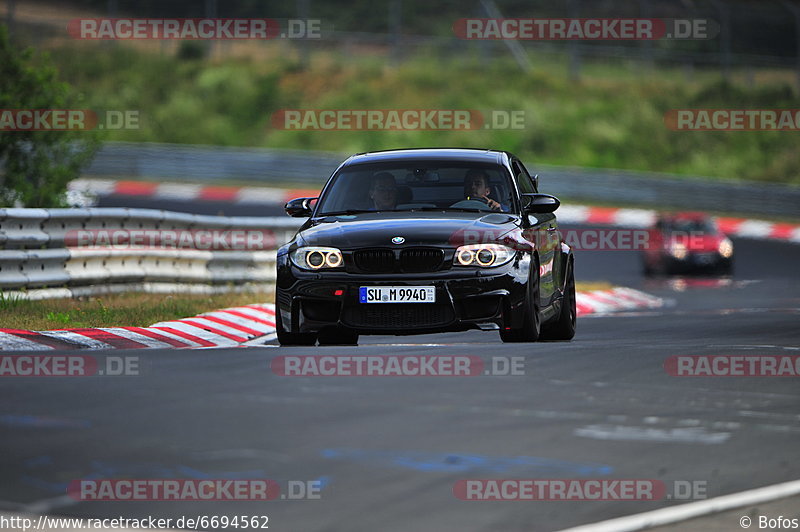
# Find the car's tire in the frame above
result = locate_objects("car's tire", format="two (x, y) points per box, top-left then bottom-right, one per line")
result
(500, 257), (541, 343)
(642, 259), (654, 277)
(318, 326), (359, 346)
(539, 260), (576, 341)
(276, 309), (317, 346)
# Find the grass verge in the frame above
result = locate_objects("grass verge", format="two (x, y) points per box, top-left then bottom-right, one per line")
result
(0, 291), (274, 331)
(574, 281), (614, 292)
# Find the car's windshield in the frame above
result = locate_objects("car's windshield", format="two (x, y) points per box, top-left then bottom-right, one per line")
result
(315, 162), (515, 215)
(663, 218), (718, 234)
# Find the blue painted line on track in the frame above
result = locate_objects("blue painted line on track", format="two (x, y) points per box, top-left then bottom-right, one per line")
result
(321, 448), (613, 475)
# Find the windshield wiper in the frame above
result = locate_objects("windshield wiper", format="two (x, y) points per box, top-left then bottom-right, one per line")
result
(317, 209), (375, 216)
(403, 206), (488, 213)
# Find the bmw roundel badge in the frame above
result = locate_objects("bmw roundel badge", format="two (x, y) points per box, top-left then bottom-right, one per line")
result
(391, 236), (405, 245)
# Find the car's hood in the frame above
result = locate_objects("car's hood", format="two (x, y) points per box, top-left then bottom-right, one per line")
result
(298, 212), (518, 249)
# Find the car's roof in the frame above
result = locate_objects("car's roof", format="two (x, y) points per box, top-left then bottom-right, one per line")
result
(342, 148), (509, 166)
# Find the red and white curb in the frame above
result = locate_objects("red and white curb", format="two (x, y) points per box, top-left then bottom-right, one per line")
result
(69, 178), (318, 206)
(0, 304), (276, 351)
(558, 205), (800, 244)
(576, 287), (664, 317)
(0, 288), (663, 351)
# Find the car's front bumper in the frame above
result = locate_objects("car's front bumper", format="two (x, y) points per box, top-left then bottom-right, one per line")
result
(276, 255), (530, 335)
(664, 252), (732, 273)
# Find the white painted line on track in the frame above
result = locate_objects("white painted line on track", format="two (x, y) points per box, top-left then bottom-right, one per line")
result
(574, 424), (731, 444)
(558, 478), (800, 532)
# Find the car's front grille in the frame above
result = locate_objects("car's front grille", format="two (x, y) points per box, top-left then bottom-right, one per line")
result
(400, 248), (444, 273)
(353, 249), (395, 273)
(343, 304), (454, 329)
(352, 248), (444, 273)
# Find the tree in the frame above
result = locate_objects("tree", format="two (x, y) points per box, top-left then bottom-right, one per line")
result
(0, 25), (100, 207)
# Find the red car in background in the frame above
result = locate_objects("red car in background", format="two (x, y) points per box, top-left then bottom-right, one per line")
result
(642, 212), (734, 276)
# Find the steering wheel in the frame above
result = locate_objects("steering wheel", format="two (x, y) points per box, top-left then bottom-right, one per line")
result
(450, 198), (492, 210)
(465, 195), (489, 205)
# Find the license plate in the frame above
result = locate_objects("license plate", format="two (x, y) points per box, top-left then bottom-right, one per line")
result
(359, 286), (436, 303)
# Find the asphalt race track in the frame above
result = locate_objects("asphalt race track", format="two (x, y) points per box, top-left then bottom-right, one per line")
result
(1, 228), (798, 531)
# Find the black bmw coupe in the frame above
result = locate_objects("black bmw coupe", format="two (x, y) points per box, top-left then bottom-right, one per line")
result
(275, 148), (576, 346)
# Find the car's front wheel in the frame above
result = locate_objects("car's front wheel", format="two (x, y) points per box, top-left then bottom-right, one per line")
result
(642, 257), (654, 277)
(539, 259), (576, 341)
(276, 309), (317, 346)
(500, 259), (541, 343)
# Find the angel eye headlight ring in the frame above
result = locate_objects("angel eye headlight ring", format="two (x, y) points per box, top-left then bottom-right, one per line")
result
(307, 250), (326, 269)
(476, 248), (496, 266)
(291, 247), (344, 270)
(456, 249), (475, 266)
(453, 244), (515, 268)
(325, 251), (343, 267)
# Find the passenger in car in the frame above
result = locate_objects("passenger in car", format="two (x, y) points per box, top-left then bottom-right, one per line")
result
(369, 172), (399, 210)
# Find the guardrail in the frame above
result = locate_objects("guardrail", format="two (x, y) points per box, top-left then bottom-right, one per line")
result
(0, 208), (303, 300)
(83, 143), (800, 219)
(85, 142), (344, 187)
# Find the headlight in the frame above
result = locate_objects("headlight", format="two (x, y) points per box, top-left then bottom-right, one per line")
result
(669, 242), (688, 260)
(453, 244), (515, 267)
(290, 247), (344, 270)
(718, 238), (733, 258)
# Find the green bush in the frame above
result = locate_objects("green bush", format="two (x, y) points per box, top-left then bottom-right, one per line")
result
(0, 26), (100, 207)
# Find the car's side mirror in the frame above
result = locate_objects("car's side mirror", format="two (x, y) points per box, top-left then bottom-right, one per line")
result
(521, 193), (560, 214)
(285, 197), (317, 217)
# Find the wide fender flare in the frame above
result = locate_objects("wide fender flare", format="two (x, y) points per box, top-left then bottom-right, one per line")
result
(558, 242), (574, 293)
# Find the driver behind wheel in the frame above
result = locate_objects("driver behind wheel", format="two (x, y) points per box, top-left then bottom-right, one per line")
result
(463, 169), (505, 212)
